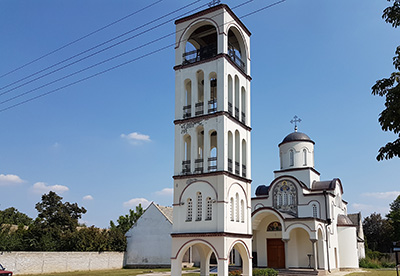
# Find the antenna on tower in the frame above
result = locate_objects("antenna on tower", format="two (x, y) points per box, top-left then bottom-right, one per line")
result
(208, 0), (221, 7)
(290, 115), (302, 132)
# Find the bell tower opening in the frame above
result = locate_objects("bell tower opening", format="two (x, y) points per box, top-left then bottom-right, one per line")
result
(183, 24), (218, 65)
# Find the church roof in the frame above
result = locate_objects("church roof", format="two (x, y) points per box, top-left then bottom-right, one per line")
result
(337, 214), (356, 226)
(154, 204), (173, 223)
(279, 131), (315, 146)
(255, 185), (269, 196)
(312, 179), (344, 194)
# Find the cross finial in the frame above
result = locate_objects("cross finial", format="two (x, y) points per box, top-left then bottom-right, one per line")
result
(208, 0), (221, 7)
(290, 115), (302, 132)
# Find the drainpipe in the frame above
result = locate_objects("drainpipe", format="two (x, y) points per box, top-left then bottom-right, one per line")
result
(324, 190), (331, 273)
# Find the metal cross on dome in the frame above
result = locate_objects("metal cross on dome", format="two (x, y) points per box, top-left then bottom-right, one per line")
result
(290, 115), (302, 132)
(208, 0), (221, 7)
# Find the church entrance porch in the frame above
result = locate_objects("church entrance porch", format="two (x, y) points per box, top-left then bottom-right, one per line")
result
(267, 239), (285, 268)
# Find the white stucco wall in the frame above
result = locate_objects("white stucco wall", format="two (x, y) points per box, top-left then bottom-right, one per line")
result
(0, 251), (123, 275)
(338, 226), (359, 268)
(125, 204), (172, 267)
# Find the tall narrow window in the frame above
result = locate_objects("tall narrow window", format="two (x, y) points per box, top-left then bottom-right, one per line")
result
(186, 198), (193, 221)
(241, 200), (245, 223)
(289, 149), (294, 166)
(303, 149), (307, 166)
(312, 204), (318, 218)
(236, 193), (239, 222)
(230, 197), (234, 221)
(206, 197), (212, 220)
(196, 192), (202, 221)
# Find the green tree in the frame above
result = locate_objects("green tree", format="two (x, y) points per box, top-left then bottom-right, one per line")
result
(363, 212), (394, 252)
(372, 0), (400, 160)
(0, 207), (32, 226)
(110, 204), (144, 234)
(387, 195), (400, 242)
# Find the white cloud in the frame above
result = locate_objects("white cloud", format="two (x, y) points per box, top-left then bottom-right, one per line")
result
(0, 174), (25, 186)
(350, 203), (389, 217)
(121, 132), (151, 145)
(123, 198), (150, 208)
(83, 195), (94, 201)
(362, 191), (400, 200)
(155, 188), (173, 197)
(32, 182), (69, 194)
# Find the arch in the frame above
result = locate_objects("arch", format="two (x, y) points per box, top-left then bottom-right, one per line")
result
(178, 180), (218, 204)
(251, 207), (285, 231)
(208, 72), (217, 113)
(186, 198), (193, 221)
(242, 139), (247, 178)
(226, 24), (249, 60)
(228, 131), (233, 173)
(196, 191), (203, 221)
(235, 130), (240, 174)
(241, 199), (245, 223)
(183, 79), (192, 118)
(209, 130), (218, 172)
(228, 74), (233, 115)
(195, 126), (204, 173)
(182, 134), (191, 174)
(195, 70), (204, 116)
(227, 25), (248, 71)
(289, 149), (294, 166)
(303, 148), (307, 166)
(236, 192), (240, 222)
(286, 223), (314, 238)
(230, 197), (235, 221)
(241, 86), (246, 124)
(234, 75), (240, 119)
(176, 18), (221, 50)
(227, 182), (249, 208)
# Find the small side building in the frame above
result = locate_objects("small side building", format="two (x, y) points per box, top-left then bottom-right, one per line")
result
(124, 202), (173, 268)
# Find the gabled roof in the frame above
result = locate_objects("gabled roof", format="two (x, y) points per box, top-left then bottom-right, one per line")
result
(152, 203), (173, 224)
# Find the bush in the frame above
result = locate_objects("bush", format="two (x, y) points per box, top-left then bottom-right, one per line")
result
(359, 257), (396, 269)
(253, 268), (278, 276)
(229, 270), (242, 276)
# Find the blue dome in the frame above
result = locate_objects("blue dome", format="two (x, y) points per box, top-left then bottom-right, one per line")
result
(279, 132), (314, 146)
(255, 185), (269, 196)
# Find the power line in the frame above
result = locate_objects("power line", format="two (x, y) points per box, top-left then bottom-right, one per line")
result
(0, 0), (163, 80)
(0, 0), (286, 113)
(0, 0), (204, 94)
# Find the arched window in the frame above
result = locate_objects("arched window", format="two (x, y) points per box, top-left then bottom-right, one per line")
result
(230, 197), (234, 221)
(242, 139), (247, 178)
(206, 197), (212, 220)
(236, 193), (240, 222)
(228, 131), (233, 172)
(196, 70), (204, 116)
(235, 130), (240, 175)
(196, 192), (202, 221)
(273, 180), (298, 215)
(303, 149), (307, 166)
(312, 204), (318, 218)
(289, 149), (294, 166)
(241, 87), (246, 124)
(183, 80), (192, 118)
(267, 221), (282, 231)
(186, 198), (193, 221)
(209, 130), (218, 172)
(234, 76), (240, 119)
(208, 73), (217, 113)
(241, 199), (245, 223)
(228, 75), (233, 115)
(183, 135), (191, 174)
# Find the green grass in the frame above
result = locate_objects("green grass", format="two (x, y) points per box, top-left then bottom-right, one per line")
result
(23, 268), (171, 276)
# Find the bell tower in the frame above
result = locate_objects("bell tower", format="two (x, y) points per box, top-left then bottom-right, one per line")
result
(170, 4), (252, 276)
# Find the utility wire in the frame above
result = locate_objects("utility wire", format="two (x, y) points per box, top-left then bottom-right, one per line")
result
(0, 0), (163, 80)
(0, 0), (204, 93)
(0, 0), (286, 113)
(0, 0), (251, 104)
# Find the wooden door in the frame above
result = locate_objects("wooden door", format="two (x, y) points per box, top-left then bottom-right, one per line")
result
(267, 239), (285, 268)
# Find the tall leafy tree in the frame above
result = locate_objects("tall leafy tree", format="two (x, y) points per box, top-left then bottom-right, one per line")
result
(0, 207), (32, 225)
(372, 0), (400, 160)
(110, 204), (144, 234)
(363, 212), (394, 252)
(387, 195), (400, 242)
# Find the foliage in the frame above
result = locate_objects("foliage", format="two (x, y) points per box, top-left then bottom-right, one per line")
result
(387, 194), (400, 242)
(253, 268), (278, 276)
(359, 249), (396, 269)
(109, 204), (144, 234)
(372, 0), (400, 160)
(0, 207), (33, 225)
(362, 212), (394, 252)
(229, 270), (242, 276)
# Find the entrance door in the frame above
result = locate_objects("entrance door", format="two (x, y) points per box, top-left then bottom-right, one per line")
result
(267, 239), (285, 268)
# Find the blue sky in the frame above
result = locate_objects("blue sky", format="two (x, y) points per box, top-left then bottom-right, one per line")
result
(0, 0), (399, 228)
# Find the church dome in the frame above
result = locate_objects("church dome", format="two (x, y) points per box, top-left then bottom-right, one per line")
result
(255, 185), (269, 196)
(279, 132), (314, 146)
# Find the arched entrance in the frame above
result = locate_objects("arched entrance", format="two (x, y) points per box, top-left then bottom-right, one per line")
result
(287, 227), (313, 268)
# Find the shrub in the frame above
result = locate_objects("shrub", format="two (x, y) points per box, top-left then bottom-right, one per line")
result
(253, 268), (278, 276)
(229, 270), (242, 276)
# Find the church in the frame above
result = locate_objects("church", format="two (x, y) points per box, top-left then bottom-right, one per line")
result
(125, 3), (364, 275)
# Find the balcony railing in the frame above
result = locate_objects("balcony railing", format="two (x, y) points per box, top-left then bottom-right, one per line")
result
(235, 161), (240, 175)
(241, 112), (246, 124)
(208, 157), (217, 172)
(183, 105), (191, 118)
(228, 102), (233, 115)
(195, 102), (204, 116)
(182, 160), (191, 174)
(242, 164), (247, 178)
(183, 44), (217, 65)
(228, 46), (246, 72)
(235, 107), (239, 120)
(194, 159), (204, 173)
(228, 158), (233, 173)
(208, 99), (217, 113)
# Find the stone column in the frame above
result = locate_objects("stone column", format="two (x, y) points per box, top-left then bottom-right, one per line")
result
(310, 239), (318, 271)
(282, 238), (290, 269)
(217, 258), (229, 276)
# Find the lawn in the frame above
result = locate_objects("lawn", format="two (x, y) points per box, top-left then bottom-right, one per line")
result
(348, 269), (398, 276)
(23, 268), (171, 276)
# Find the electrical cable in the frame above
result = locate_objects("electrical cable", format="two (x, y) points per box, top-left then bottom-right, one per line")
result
(0, 0), (286, 113)
(0, 0), (163, 80)
(0, 0), (204, 93)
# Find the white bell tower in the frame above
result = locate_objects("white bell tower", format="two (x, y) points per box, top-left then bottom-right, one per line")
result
(170, 4), (252, 276)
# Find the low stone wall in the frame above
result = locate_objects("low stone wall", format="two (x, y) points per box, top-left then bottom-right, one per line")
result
(0, 251), (124, 275)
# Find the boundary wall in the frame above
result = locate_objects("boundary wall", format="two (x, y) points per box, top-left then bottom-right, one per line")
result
(0, 251), (124, 275)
